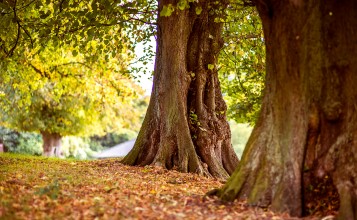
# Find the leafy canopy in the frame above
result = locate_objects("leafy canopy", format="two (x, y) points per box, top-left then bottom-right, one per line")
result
(0, 0), (156, 68)
(0, 0), (156, 136)
(219, 4), (265, 125)
(0, 40), (146, 137)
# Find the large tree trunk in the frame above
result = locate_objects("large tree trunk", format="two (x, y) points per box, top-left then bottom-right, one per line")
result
(41, 131), (62, 157)
(122, 0), (239, 179)
(218, 0), (357, 219)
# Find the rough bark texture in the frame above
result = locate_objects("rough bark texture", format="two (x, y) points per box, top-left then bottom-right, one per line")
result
(122, 0), (239, 179)
(41, 131), (62, 157)
(218, 0), (357, 219)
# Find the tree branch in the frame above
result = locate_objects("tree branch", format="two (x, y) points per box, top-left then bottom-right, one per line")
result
(8, 0), (21, 57)
(18, 19), (34, 48)
(15, 0), (37, 13)
(28, 62), (50, 78)
(0, 37), (9, 55)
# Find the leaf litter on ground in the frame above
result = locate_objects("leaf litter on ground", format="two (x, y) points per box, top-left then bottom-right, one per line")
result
(0, 154), (333, 219)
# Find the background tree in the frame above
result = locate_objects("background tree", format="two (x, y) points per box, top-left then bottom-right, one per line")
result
(122, 0), (239, 179)
(0, 0), (156, 157)
(217, 1), (357, 219)
(0, 42), (144, 156)
(218, 4), (264, 125)
(0, 0), (156, 77)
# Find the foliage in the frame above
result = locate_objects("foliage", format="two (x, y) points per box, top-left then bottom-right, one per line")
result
(0, 41), (145, 137)
(219, 5), (265, 125)
(90, 129), (137, 149)
(15, 132), (43, 155)
(0, 126), (42, 155)
(0, 0), (265, 126)
(0, 126), (20, 151)
(0, 126), (139, 159)
(61, 136), (96, 159)
(0, 0), (156, 68)
(0, 153), (322, 219)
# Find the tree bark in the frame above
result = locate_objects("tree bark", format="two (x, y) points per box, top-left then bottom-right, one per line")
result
(41, 131), (62, 157)
(218, 0), (357, 219)
(122, 0), (239, 179)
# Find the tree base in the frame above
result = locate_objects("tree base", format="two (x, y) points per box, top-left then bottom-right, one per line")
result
(41, 132), (62, 157)
(122, 0), (238, 179)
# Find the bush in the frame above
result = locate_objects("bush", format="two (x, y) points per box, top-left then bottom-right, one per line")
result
(61, 136), (96, 160)
(0, 126), (20, 152)
(89, 129), (137, 148)
(0, 126), (42, 155)
(16, 132), (42, 155)
(0, 126), (138, 159)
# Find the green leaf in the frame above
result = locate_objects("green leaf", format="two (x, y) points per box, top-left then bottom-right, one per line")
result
(87, 29), (95, 37)
(160, 4), (175, 17)
(40, 12), (50, 19)
(208, 64), (214, 70)
(195, 6), (202, 15)
(35, 1), (43, 10)
(72, 50), (78, 57)
(177, 0), (188, 10)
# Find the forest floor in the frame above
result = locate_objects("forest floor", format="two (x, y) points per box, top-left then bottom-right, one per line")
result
(0, 154), (332, 220)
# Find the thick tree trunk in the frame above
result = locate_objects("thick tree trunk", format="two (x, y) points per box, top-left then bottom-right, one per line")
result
(218, 0), (357, 219)
(122, 0), (239, 179)
(41, 131), (62, 157)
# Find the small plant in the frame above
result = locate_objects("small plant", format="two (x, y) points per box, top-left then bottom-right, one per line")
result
(189, 111), (199, 126)
(35, 179), (60, 200)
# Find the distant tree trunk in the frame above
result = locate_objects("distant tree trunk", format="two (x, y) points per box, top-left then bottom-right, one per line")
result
(122, 0), (239, 179)
(2, 144), (8, 152)
(41, 131), (62, 157)
(218, 1), (357, 219)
